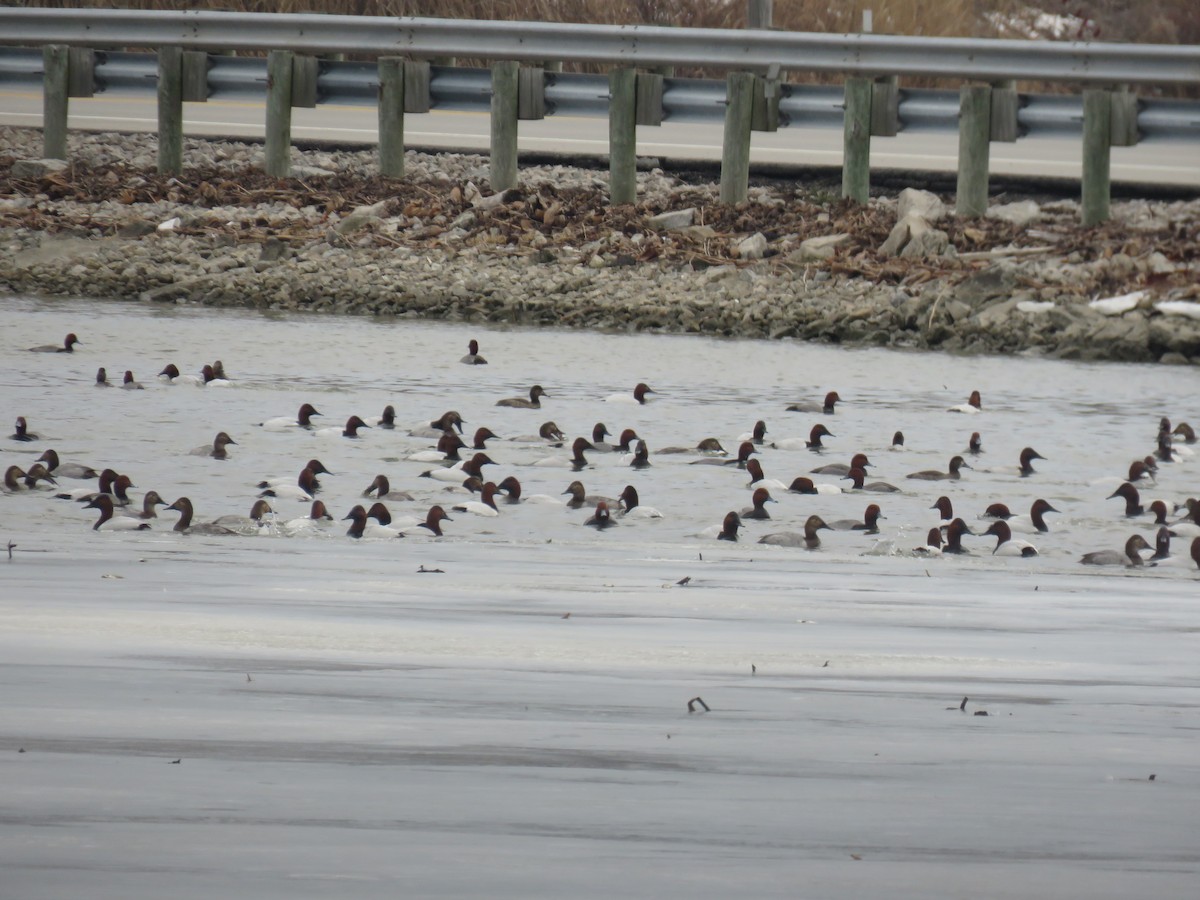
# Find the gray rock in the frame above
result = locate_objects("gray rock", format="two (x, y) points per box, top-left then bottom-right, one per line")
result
(735, 232), (768, 260)
(11, 159), (68, 179)
(986, 201), (1041, 227)
(648, 208), (696, 231)
(899, 227), (950, 259)
(791, 233), (850, 261)
(897, 188), (946, 222)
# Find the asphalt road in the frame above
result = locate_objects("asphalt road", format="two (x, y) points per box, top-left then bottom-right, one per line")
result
(2, 88), (1197, 187)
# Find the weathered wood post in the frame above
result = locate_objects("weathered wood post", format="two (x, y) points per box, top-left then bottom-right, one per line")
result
(377, 56), (405, 178)
(955, 84), (992, 218)
(490, 60), (519, 191)
(264, 50), (294, 178)
(156, 46), (184, 175)
(42, 44), (69, 160)
(67, 48), (95, 98)
(842, 77), (872, 203)
(871, 76), (900, 137)
(720, 71), (756, 205)
(747, 0), (773, 29)
(608, 67), (637, 205)
(1081, 88), (1112, 226)
(1110, 84), (1139, 147)
(989, 79), (1020, 142)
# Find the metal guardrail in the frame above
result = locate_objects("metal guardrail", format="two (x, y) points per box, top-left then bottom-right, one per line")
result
(0, 9), (1198, 86)
(2, 47), (1198, 144)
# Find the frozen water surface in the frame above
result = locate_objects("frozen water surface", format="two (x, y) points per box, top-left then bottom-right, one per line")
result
(1, 295), (1198, 898)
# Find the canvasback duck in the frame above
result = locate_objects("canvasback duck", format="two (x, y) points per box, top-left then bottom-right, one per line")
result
(603, 428), (641, 453)
(408, 505), (452, 537)
(469, 427), (500, 450)
(759, 515), (832, 549)
(259, 403), (322, 431)
(1080, 534), (1152, 567)
(604, 382), (655, 404)
(983, 520), (1038, 557)
(786, 391), (841, 414)
(842, 467), (900, 493)
(2, 465), (27, 493)
(496, 385), (548, 409)
(948, 390), (982, 414)
(589, 422), (611, 448)
(931, 496), (954, 525)
(84, 494), (150, 531)
(1127, 459), (1155, 483)
(165, 497), (238, 535)
(966, 432), (983, 455)
(787, 476), (841, 496)
(1154, 432), (1176, 463)
(497, 475), (525, 504)
(316, 416), (370, 438)
(407, 432), (465, 463)
(691, 440), (755, 467)
(157, 363), (184, 383)
(20, 463), (57, 490)
(410, 411), (465, 438)
(811, 452), (870, 476)
(123, 490), (169, 520)
(361, 475), (415, 502)
(121, 370), (144, 391)
(562, 481), (616, 510)
(716, 511), (742, 542)
(737, 420), (768, 445)
(1017, 447), (1046, 477)
(36, 449), (98, 480)
(1107, 482), (1145, 517)
(259, 461), (328, 490)
(95, 367), (112, 387)
(452, 482), (501, 516)
(829, 504), (885, 534)
(891, 431), (905, 449)
(1172, 422), (1196, 444)
(366, 405), (396, 430)
(1167, 504), (1200, 538)
(199, 364), (231, 387)
(10, 417), (38, 442)
(281, 500), (335, 535)
(618, 485), (663, 519)
(739, 487), (777, 520)
(531, 437), (594, 470)
(29, 332), (80, 353)
(461, 339), (488, 365)
(1147, 499), (1170, 526)
(1147, 527), (1192, 567)
(658, 437), (726, 455)
(745, 459), (788, 492)
(420, 452), (495, 483)
(907, 456), (970, 481)
(258, 468), (318, 502)
(211, 360), (228, 380)
(54, 467), (118, 501)
(769, 423), (834, 452)
(983, 499), (1059, 534)
(624, 440), (651, 469)
(511, 421), (566, 444)
(212, 499), (276, 535)
(189, 431), (237, 459)
(585, 501), (616, 529)
(913, 527), (944, 556)
(942, 518), (974, 554)
(343, 504), (403, 539)
(1192, 536), (1200, 569)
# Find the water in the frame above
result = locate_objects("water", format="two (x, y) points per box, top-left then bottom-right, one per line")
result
(2, 293), (1198, 898)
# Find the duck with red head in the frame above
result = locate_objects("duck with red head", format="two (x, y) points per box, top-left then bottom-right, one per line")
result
(461, 339), (488, 365)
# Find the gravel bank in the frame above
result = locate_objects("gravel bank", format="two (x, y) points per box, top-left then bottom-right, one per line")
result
(2, 127), (1198, 363)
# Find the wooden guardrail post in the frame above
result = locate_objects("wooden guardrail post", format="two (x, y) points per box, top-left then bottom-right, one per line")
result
(181, 51), (210, 103)
(747, 0), (773, 29)
(608, 66), (637, 205)
(635, 72), (664, 126)
(989, 79), (1019, 142)
(378, 55), (405, 178)
(720, 71), (755, 204)
(291, 55), (319, 109)
(157, 46), (184, 175)
(265, 49), (293, 178)
(871, 76), (899, 136)
(42, 44), (69, 160)
(403, 61), (431, 113)
(67, 48), (95, 98)
(956, 83), (991, 218)
(490, 60), (519, 191)
(1082, 88), (1112, 226)
(518, 66), (545, 120)
(1110, 84), (1139, 147)
(841, 77), (872, 203)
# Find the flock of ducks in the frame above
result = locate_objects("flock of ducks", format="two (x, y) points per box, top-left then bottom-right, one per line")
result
(6, 333), (1200, 571)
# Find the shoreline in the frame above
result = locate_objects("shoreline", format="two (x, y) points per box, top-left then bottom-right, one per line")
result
(2, 126), (1198, 363)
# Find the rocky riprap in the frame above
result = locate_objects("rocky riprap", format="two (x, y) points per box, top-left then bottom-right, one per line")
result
(1, 126), (1198, 363)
